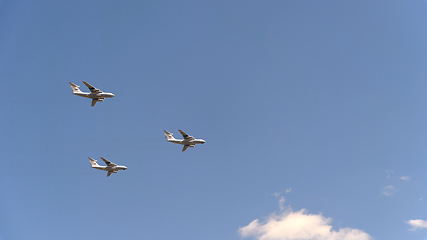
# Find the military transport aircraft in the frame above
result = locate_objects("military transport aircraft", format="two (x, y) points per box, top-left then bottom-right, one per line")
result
(69, 81), (115, 106)
(164, 130), (206, 152)
(88, 157), (127, 177)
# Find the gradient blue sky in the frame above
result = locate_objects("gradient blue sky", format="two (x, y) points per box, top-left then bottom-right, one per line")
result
(1, 0), (427, 239)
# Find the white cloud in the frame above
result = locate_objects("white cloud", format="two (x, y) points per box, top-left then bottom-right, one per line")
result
(406, 219), (427, 231)
(239, 208), (372, 240)
(382, 185), (397, 197)
(273, 188), (293, 197)
(272, 194), (286, 211)
(277, 196), (286, 211)
(273, 189), (293, 211)
(399, 176), (411, 182)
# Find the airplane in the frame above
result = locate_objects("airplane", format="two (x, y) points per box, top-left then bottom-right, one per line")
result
(164, 129), (206, 152)
(88, 157), (127, 177)
(69, 81), (115, 106)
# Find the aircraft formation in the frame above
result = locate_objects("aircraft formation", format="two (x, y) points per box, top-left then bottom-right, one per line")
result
(69, 81), (206, 177)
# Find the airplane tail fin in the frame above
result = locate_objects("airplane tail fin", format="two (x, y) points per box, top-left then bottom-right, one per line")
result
(88, 157), (100, 167)
(69, 82), (82, 93)
(164, 130), (176, 141)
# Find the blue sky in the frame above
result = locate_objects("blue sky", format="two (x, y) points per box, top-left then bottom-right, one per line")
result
(1, 0), (427, 239)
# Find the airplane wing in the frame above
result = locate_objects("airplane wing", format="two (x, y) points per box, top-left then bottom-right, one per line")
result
(182, 145), (190, 152)
(82, 81), (102, 94)
(178, 130), (194, 140)
(100, 157), (117, 167)
(91, 98), (104, 107)
(91, 99), (98, 107)
(107, 171), (113, 177)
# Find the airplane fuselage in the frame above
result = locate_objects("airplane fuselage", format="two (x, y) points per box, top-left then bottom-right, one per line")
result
(168, 139), (206, 146)
(92, 165), (128, 172)
(74, 92), (115, 99)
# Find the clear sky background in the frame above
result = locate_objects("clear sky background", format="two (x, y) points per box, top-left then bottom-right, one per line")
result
(1, 0), (427, 239)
